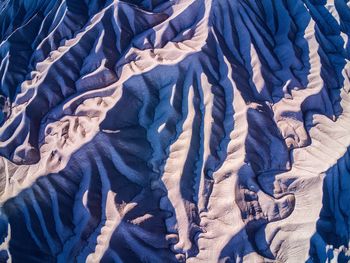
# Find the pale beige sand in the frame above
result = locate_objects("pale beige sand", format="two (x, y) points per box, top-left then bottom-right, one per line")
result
(0, 0), (349, 262)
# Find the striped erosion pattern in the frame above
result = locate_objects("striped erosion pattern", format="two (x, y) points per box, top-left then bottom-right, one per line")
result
(0, 0), (350, 262)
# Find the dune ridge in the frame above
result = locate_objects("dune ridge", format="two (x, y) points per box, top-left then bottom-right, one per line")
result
(0, 0), (349, 262)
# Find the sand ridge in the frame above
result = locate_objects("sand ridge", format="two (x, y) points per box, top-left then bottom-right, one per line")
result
(0, 0), (349, 262)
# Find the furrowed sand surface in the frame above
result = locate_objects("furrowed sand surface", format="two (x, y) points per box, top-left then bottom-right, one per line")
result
(0, 0), (350, 262)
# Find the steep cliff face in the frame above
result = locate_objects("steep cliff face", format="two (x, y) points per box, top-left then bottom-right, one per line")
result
(0, 0), (350, 262)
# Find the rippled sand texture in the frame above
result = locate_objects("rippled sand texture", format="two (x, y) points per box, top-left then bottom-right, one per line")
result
(0, 0), (350, 262)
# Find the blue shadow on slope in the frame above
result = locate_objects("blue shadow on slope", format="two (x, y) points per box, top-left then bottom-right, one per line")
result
(306, 147), (350, 263)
